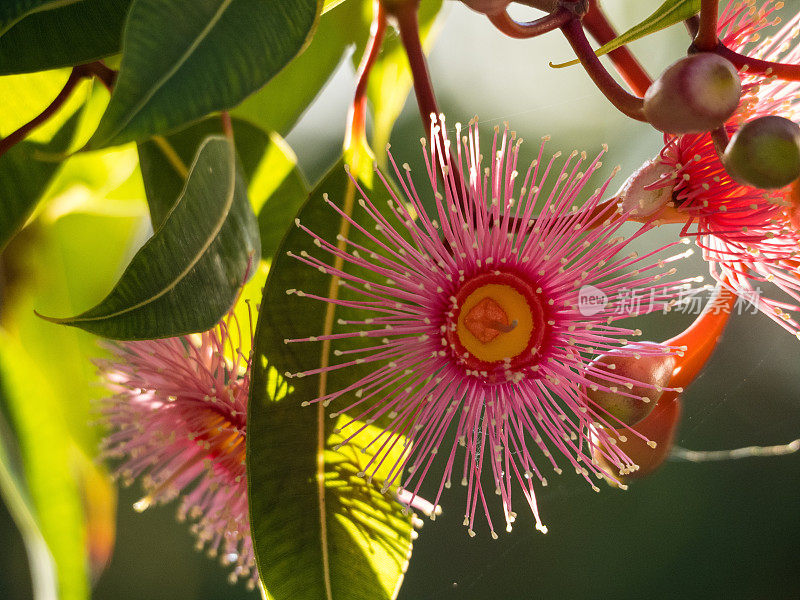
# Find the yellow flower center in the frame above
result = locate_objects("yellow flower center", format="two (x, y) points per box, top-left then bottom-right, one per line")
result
(457, 284), (535, 363)
(445, 270), (550, 381)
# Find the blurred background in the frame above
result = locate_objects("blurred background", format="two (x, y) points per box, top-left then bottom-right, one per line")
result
(1, 1), (799, 598)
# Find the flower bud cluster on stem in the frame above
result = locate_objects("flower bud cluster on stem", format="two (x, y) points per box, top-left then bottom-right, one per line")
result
(465, 0), (800, 191)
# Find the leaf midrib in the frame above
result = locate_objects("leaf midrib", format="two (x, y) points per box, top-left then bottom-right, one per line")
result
(315, 176), (357, 600)
(65, 137), (236, 323)
(100, 0), (234, 143)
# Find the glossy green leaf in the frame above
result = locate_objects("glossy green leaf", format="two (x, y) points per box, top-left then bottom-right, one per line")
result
(0, 111), (79, 252)
(232, 0), (360, 137)
(248, 160), (416, 600)
(0, 0), (130, 75)
(39, 135), (260, 339)
(137, 117), (307, 261)
(0, 330), (88, 600)
(552, 0), (700, 68)
(137, 117), (274, 228)
(88, 0), (321, 148)
(0, 0), (83, 37)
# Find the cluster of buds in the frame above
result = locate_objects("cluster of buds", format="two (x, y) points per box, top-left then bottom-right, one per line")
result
(459, 0), (800, 190)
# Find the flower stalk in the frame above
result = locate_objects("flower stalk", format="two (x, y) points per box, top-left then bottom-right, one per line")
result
(581, 0), (652, 96)
(694, 0), (721, 51)
(0, 61), (116, 159)
(560, 17), (646, 121)
(487, 6), (572, 39)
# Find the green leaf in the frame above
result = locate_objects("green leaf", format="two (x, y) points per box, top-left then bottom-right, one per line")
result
(322, 0), (346, 13)
(0, 111), (79, 251)
(0, 0), (131, 76)
(232, 0), (360, 137)
(137, 117), (308, 262)
(0, 138), (145, 594)
(0, 0), (83, 37)
(551, 0), (700, 69)
(248, 136), (307, 263)
(248, 160), (416, 600)
(137, 117), (274, 228)
(0, 410), (59, 600)
(88, 0), (321, 148)
(0, 69), (72, 137)
(39, 135), (260, 339)
(0, 330), (89, 600)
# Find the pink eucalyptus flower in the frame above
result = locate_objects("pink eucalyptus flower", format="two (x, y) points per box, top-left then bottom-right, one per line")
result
(619, 1), (800, 337)
(97, 313), (257, 588)
(285, 117), (690, 537)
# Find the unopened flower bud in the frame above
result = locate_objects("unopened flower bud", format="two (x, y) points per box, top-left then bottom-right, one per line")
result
(593, 393), (682, 486)
(644, 53), (741, 134)
(616, 158), (675, 219)
(585, 343), (675, 427)
(722, 115), (800, 189)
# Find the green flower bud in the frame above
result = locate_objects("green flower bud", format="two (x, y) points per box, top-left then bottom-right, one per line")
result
(722, 115), (800, 189)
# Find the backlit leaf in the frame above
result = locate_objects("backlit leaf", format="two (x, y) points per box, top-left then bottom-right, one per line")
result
(0, 330), (88, 600)
(248, 160), (417, 600)
(39, 135), (260, 339)
(0, 111), (79, 251)
(232, 0), (360, 137)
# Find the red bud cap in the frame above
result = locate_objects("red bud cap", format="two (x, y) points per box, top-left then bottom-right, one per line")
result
(644, 53), (741, 134)
(585, 343), (676, 427)
(593, 393), (682, 486)
(722, 115), (800, 189)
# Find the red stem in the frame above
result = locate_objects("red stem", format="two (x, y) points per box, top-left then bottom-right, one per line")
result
(715, 43), (800, 81)
(220, 111), (234, 141)
(686, 12), (800, 82)
(488, 7), (572, 39)
(89, 61), (117, 91)
(393, 1), (468, 206)
(394, 3), (439, 135)
(0, 61), (118, 159)
(560, 17), (646, 121)
(581, 0), (651, 97)
(344, 0), (386, 152)
(0, 68), (84, 158)
(694, 0), (720, 52)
